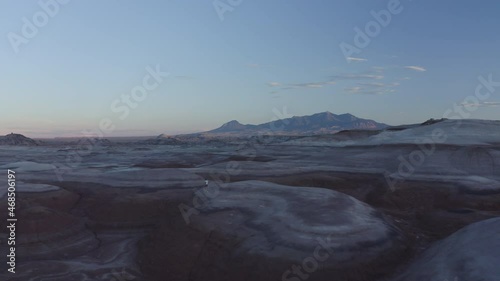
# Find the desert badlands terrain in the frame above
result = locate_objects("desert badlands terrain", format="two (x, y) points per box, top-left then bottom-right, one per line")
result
(1, 119), (499, 281)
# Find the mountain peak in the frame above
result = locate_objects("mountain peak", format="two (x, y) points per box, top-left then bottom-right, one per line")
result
(309, 111), (339, 121)
(0, 133), (39, 146)
(210, 120), (250, 133)
(203, 112), (387, 136)
(314, 111), (334, 115)
(222, 120), (242, 127)
(338, 113), (354, 117)
(336, 113), (357, 121)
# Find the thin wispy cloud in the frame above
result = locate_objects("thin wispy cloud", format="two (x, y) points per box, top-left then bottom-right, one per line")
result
(290, 82), (334, 88)
(331, 73), (384, 81)
(461, 101), (500, 108)
(345, 86), (362, 93)
(347, 57), (367, 63)
(404, 66), (427, 72)
(268, 80), (336, 91)
(357, 82), (399, 87)
(270, 69), (389, 95)
(371, 66), (385, 72)
(331, 68), (386, 81)
(345, 79), (400, 95)
(268, 68), (404, 95)
(345, 87), (396, 95)
(483, 101), (500, 106)
(357, 82), (385, 87)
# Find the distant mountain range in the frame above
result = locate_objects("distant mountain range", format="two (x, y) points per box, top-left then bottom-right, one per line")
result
(147, 112), (389, 144)
(1, 112), (388, 146)
(0, 133), (39, 146)
(204, 112), (387, 136)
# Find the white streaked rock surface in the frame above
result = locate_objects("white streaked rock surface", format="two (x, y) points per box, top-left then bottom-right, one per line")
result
(196, 180), (403, 262)
(0, 161), (57, 172)
(391, 218), (500, 281)
(140, 181), (406, 281)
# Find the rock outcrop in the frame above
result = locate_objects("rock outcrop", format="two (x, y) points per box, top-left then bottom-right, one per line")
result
(139, 181), (407, 281)
(391, 217), (500, 281)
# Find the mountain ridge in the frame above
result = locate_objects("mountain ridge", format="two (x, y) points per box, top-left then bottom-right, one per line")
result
(205, 111), (388, 135)
(0, 133), (40, 146)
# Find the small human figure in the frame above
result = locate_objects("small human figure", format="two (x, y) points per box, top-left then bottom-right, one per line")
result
(205, 180), (209, 186)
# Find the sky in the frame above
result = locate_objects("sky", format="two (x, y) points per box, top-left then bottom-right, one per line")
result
(1, 0), (500, 138)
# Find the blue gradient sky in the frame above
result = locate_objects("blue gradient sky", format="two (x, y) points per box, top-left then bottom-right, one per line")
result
(1, 0), (500, 137)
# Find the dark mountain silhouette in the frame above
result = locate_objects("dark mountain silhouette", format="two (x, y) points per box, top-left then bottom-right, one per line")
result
(0, 133), (39, 146)
(210, 120), (257, 133)
(207, 112), (387, 135)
